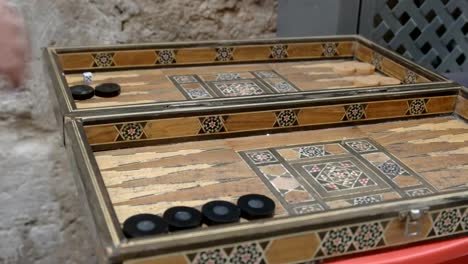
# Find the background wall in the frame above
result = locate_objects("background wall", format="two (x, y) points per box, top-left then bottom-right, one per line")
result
(278, 0), (360, 36)
(0, 1), (277, 263)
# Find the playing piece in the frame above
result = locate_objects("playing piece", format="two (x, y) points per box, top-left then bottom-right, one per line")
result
(83, 72), (93, 85)
(122, 214), (168, 238)
(95, 83), (121, 98)
(69, 84), (94, 100)
(201, 201), (241, 226)
(163, 206), (202, 231)
(237, 194), (275, 220)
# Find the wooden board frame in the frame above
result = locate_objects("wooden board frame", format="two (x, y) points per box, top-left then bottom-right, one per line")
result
(83, 91), (460, 151)
(51, 36), (468, 263)
(455, 87), (468, 120)
(65, 116), (468, 264)
(64, 83), (468, 263)
(44, 35), (458, 122)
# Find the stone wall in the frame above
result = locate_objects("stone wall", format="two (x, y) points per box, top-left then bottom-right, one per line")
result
(0, 1), (277, 263)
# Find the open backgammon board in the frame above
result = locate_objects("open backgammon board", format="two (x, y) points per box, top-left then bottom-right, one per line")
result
(45, 36), (468, 263)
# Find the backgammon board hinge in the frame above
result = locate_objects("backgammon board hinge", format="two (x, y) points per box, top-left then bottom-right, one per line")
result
(399, 207), (430, 238)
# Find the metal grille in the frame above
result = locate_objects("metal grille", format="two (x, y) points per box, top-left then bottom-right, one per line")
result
(360, 0), (468, 73)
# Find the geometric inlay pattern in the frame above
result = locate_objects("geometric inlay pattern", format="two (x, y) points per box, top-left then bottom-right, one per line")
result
(245, 151), (279, 165)
(322, 42), (339, 57)
(351, 194), (383, 206)
(265, 80), (297, 93)
(239, 138), (436, 215)
(214, 81), (265, 97)
(172, 75), (198, 84)
(168, 70), (298, 100)
(185, 86), (213, 100)
(432, 208), (462, 236)
(293, 204), (325, 214)
(269, 45), (288, 59)
(371, 52), (383, 71)
(319, 227), (354, 256)
(120, 123), (143, 140)
(343, 104), (367, 121)
(303, 160), (377, 192)
(345, 140), (378, 153)
(215, 47), (234, 62)
(216, 72), (242, 81)
(192, 248), (228, 264)
(115, 122), (147, 141)
(199, 116), (226, 134)
(258, 163), (314, 205)
(156, 49), (176, 64)
(377, 160), (410, 179)
(254, 71), (279, 78)
(292, 156), (390, 201)
(353, 222), (384, 250)
(228, 243), (263, 264)
(463, 211), (468, 231)
(298, 145), (330, 158)
(93, 52), (115, 67)
(176, 205), (468, 264)
(403, 70), (417, 84)
(406, 98), (428, 115)
(274, 109), (299, 127)
(406, 188), (433, 197)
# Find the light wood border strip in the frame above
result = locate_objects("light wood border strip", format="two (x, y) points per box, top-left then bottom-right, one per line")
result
(56, 40), (431, 86)
(84, 95), (457, 146)
(56, 40), (355, 72)
(354, 43), (430, 84)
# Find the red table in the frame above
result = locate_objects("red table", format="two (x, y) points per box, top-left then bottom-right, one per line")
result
(327, 236), (468, 264)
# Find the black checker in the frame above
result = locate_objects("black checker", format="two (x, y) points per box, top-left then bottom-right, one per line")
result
(95, 83), (121, 97)
(202, 201), (240, 226)
(163, 206), (202, 231)
(122, 214), (168, 238)
(237, 194), (275, 220)
(70, 85), (94, 100)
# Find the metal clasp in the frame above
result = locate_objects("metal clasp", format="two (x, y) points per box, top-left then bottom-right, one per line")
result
(399, 208), (428, 237)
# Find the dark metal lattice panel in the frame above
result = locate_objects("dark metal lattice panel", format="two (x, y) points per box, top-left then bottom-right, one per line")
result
(360, 0), (468, 73)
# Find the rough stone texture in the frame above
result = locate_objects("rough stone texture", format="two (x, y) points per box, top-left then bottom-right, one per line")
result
(1, 0), (276, 263)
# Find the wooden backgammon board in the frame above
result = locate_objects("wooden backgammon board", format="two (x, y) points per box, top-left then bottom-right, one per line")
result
(44, 36), (468, 263)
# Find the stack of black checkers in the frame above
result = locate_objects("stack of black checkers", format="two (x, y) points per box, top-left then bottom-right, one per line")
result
(201, 194), (276, 225)
(70, 83), (121, 100)
(122, 194), (276, 239)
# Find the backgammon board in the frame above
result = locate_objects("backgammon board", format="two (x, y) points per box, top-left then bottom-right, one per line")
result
(45, 36), (468, 263)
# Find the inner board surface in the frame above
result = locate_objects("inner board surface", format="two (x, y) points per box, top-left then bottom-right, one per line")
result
(93, 116), (468, 224)
(66, 59), (402, 109)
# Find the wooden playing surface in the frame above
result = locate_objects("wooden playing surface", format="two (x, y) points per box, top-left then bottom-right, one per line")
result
(65, 59), (403, 109)
(93, 116), (468, 224)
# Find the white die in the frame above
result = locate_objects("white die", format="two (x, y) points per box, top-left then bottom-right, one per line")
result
(83, 72), (93, 85)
